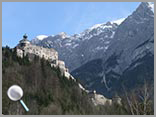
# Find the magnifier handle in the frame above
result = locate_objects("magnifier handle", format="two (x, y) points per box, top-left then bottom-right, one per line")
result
(20, 100), (29, 112)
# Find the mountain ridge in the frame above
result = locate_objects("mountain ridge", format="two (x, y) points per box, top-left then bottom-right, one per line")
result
(71, 1), (154, 98)
(31, 2), (154, 72)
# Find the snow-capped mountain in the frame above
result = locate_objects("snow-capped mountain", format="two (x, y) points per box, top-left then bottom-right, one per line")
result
(31, 2), (154, 98)
(31, 35), (48, 44)
(31, 18), (125, 71)
(71, 2), (154, 98)
(147, 2), (154, 13)
(103, 2), (154, 73)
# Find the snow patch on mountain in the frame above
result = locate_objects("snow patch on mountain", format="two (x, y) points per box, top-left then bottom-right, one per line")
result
(111, 18), (125, 25)
(36, 35), (48, 40)
(31, 35), (48, 44)
(90, 23), (104, 30)
(110, 31), (115, 38)
(58, 32), (70, 39)
(89, 22), (113, 30)
(148, 2), (154, 13)
(89, 18), (125, 31)
(73, 44), (79, 48)
(95, 46), (104, 50)
(65, 43), (72, 46)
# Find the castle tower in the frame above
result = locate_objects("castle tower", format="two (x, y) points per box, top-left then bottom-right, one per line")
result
(18, 34), (30, 47)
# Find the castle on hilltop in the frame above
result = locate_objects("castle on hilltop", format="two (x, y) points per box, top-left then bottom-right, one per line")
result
(15, 34), (122, 106)
(16, 34), (72, 79)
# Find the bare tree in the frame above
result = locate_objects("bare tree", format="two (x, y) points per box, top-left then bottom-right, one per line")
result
(122, 80), (153, 115)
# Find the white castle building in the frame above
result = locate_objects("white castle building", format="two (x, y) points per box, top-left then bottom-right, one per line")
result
(16, 34), (72, 79)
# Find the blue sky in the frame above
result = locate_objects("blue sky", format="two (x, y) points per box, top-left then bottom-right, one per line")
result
(2, 2), (140, 47)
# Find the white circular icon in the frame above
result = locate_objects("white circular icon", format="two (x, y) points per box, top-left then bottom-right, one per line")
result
(7, 85), (23, 101)
(7, 85), (29, 111)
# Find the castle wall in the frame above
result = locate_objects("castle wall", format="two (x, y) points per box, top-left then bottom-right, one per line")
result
(17, 43), (58, 61)
(23, 45), (58, 61)
(16, 42), (72, 79)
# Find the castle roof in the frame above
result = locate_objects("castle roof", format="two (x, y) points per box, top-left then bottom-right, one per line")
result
(19, 34), (30, 44)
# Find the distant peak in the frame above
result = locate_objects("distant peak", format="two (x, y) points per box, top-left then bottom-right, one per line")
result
(36, 35), (48, 40)
(147, 2), (154, 13)
(58, 32), (69, 39)
(139, 2), (154, 13)
(89, 23), (104, 30)
(111, 18), (126, 25)
(89, 18), (125, 31)
(59, 32), (66, 35)
(105, 21), (112, 25)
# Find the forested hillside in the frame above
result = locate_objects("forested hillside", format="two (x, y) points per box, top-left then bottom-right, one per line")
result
(2, 46), (153, 115)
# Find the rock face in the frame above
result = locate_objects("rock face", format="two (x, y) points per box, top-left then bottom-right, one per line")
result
(31, 19), (124, 71)
(71, 2), (154, 98)
(31, 2), (154, 98)
(31, 2), (154, 73)
(103, 2), (154, 74)
(102, 2), (154, 92)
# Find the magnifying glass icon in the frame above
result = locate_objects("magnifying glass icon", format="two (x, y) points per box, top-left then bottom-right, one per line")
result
(7, 85), (29, 112)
